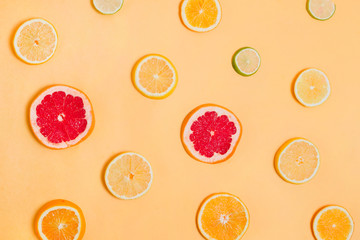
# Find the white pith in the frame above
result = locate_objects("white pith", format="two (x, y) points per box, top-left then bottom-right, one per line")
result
(14, 18), (57, 64)
(30, 85), (93, 149)
(104, 152), (153, 200)
(93, 0), (124, 14)
(235, 48), (261, 75)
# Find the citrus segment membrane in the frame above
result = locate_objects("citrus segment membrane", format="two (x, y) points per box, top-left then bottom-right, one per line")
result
(232, 47), (261, 76)
(13, 18), (57, 64)
(182, 104), (242, 163)
(197, 193), (249, 240)
(307, 0), (336, 21)
(180, 0), (222, 32)
(93, 0), (124, 14)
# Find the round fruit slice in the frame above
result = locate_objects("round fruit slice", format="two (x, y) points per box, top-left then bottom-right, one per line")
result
(307, 0), (336, 21)
(13, 18), (57, 64)
(232, 47), (261, 76)
(180, 0), (222, 32)
(93, 0), (124, 14)
(313, 206), (354, 240)
(29, 85), (94, 149)
(105, 152), (153, 199)
(181, 104), (242, 164)
(294, 68), (330, 107)
(132, 54), (178, 99)
(275, 138), (320, 184)
(197, 193), (249, 240)
(35, 199), (86, 240)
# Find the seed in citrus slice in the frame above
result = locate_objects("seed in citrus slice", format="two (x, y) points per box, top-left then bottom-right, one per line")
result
(232, 47), (261, 76)
(294, 68), (330, 107)
(132, 54), (178, 99)
(93, 0), (124, 14)
(275, 138), (320, 184)
(180, 0), (222, 32)
(313, 205), (354, 240)
(29, 85), (95, 149)
(307, 0), (336, 21)
(35, 199), (86, 240)
(13, 18), (57, 64)
(197, 193), (249, 240)
(181, 104), (242, 164)
(105, 152), (153, 200)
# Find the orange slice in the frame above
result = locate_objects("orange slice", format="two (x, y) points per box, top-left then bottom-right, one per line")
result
(294, 68), (330, 107)
(35, 199), (86, 240)
(13, 18), (57, 64)
(104, 152), (153, 199)
(181, 104), (242, 164)
(180, 0), (222, 32)
(197, 193), (249, 240)
(307, 0), (336, 21)
(313, 206), (354, 240)
(29, 85), (95, 149)
(132, 54), (178, 99)
(275, 138), (320, 184)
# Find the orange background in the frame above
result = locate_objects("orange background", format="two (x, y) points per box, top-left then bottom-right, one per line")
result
(0, 0), (359, 239)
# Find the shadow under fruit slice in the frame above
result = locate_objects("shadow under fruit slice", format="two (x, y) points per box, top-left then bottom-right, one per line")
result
(29, 85), (95, 149)
(197, 193), (249, 240)
(181, 104), (242, 164)
(35, 199), (86, 240)
(104, 152), (153, 200)
(312, 205), (353, 240)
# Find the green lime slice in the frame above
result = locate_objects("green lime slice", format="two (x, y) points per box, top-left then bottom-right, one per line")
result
(232, 47), (261, 77)
(93, 0), (124, 15)
(307, 0), (336, 21)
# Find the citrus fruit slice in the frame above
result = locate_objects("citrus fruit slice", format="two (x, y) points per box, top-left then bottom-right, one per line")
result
(29, 85), (94, 149)
(105, 152), (153, 200)
(35, 199), (86, 240)
(307, 0), (336, 21)
(181, 104), (242, 164)
(294, 68), (330, 107)
(275, 138), (320, 184)
(93, 0), (124, 14)
(232, 47), (261, 76)
(13, 18), (57, 64)
(132, 54), (178, 99)
(180, 0), (222, 32)
(197, 193), (249, 240)
(313, 206), (354, 240)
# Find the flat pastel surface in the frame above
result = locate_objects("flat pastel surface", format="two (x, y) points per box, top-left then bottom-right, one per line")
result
(0, 0), (359, 239)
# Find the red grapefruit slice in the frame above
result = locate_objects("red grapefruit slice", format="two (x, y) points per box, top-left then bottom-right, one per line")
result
(30, 85), (95, 149)
(181, 104), (242, 164)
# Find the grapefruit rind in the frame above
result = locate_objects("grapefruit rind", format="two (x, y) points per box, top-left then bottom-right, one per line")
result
(104, 152), (153, 200)
(132, 54), (178, 99)
(275, 138), (320, 184)
(307, 0), (336, 21)
(93, 0), (124, 15)
(232, 47), (261, 77)
(181, 104), (242, 164)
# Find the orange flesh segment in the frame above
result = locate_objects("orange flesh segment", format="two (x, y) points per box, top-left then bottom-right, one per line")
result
(309, 0), (335, 19)
(138, 58), (175, 94)
(236, 49), (260, 74)
(200, 195), (248, 240)
(42, 208), (80, 240)
(107, 154), (152, 198)
(185, 0), (218, 28)
(296, 70), (329, 105)
(316, 208), (352, 240)
(279, 141), (318, 181)
(17, 21), (56, 62)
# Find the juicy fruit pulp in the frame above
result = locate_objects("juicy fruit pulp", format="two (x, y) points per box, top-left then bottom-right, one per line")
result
(307, 0), (336, 20)
(198, 193), (249, 240)
(232, 47), (261, 76)
(105, 152), (153, 199)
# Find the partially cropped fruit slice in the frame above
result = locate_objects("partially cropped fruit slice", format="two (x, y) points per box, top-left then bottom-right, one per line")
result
(307, 0), (336, 21)
(132, 54), (178, 99)
(105, 152), (153, 199)
(232, 47), (261, 76)
(181, 104), (242, 164)
(13, 18), (57, 64)
(294, 68), (330, 107)
(313, 206), (354, 240)
(30, 85), (94, 149)
(275, 138), (320, 184)
(197, 193), (249, 240)
(35, 199), (86, 240)
(93, 0), (124, 14)
(180, 0), (222, 32)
